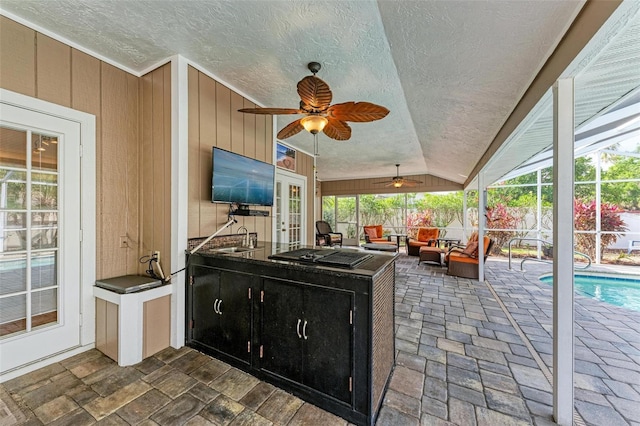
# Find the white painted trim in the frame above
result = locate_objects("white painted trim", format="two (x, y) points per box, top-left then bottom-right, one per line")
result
(0, 344), (94, 383)
(0, 88), (97, 368)
(552, 78), (575, 426)
(181, 58), (266, 108)
(170, 55), (189, 349)
(138, 57), (173, 78)
(0, 9), (139, 76)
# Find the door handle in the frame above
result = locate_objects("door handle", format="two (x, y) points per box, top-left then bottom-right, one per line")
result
(302, 320), (308, 340)
(217, 300), (222, 315)
(296, 319), (302, 338)
(213, 298), (219, 314)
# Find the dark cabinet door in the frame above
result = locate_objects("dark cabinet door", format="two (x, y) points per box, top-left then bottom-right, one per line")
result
(218, 270), (253, 365)
(303, 286), (353, 403)
(189, 266), (254, 365)
(190, 265), (221, 348)
(260, 278), (354, 404)
(260, 278), (304, 381)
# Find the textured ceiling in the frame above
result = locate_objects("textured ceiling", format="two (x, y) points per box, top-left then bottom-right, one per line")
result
(0, 0), (587, 184)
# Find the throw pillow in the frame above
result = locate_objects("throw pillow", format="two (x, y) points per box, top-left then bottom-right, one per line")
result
(365, 228), (378, 240)
(462, 241), (478, 257)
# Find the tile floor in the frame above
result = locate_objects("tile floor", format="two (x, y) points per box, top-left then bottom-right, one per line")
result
(1, 254), (639, 425)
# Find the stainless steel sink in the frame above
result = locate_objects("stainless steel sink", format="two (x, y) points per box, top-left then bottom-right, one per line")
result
(212, 246), (255, 253)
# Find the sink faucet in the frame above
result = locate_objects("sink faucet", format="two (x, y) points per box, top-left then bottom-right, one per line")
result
(237, 226), (249, 247)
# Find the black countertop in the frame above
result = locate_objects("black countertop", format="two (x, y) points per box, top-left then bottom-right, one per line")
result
(187, 242), (397, 278)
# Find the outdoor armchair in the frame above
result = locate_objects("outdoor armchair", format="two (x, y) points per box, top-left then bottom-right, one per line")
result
(315, 220), (343, 247)
(406, 227), (439, 256)
(446, 235), (494, 279)
(363, 225), (394, 244)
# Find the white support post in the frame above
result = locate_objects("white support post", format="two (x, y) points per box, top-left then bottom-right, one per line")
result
(170, 55), (189, 349)
(595, 151), (602, 264)
(552, 78), (575, 426)
(537, 169), (542, 259)
(478, 173), (485, 282)
(463, 190), (468, 242)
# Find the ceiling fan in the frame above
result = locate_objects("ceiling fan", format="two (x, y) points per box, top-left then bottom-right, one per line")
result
(238, 62), (389, 141)
(374, 164), (423, 188)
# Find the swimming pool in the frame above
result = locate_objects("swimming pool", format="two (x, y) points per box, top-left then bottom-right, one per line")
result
(539, 273), (640, 312)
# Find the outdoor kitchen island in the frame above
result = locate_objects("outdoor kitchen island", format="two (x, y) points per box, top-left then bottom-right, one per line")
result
(185, 243), (397, 426)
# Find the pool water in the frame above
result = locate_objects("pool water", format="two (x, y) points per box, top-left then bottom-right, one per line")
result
(539, 273), (640, 312)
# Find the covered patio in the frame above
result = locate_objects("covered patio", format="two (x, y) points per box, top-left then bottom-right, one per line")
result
(1, 255), (638, 425)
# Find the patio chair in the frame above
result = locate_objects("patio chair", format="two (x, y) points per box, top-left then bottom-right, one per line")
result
(406, 227), (439, 256)
(316, 220), (343, 247)
(363, 225), (396, 246)
(446, 236), (494, 279)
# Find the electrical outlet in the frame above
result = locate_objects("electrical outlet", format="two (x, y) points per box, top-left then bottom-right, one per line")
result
(119, 236), (128, 248)
(153, 251), (160, 265)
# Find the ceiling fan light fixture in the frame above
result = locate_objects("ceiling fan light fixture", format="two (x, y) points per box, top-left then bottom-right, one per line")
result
(301, 115), (328, 134)
(393, 181), (403, 188)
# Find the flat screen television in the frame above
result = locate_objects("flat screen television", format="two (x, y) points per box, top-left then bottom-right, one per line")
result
(211, 147), (275, 206)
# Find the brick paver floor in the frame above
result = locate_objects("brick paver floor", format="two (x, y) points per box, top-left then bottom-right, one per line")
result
(1, 254), (638, 425)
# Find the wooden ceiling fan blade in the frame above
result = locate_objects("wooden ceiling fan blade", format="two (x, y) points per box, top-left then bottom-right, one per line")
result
(297, 76), (332, 110)
(323, 118), (351, 140)
(403, 178), (423, 184)
(326, 102), (390, 122)
(373, 180), (392, 185)
(277, 119), (304, 139)
(238, 107), (302, 115)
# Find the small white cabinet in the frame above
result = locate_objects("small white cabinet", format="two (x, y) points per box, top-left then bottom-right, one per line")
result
(94, 277), (172, 366)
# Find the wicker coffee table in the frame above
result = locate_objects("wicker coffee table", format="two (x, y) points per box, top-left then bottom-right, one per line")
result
(361, 243), (397, 252)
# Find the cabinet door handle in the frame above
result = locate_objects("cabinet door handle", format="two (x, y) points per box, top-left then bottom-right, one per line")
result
(296, 319), (302, 338)
(302, 320), (308, 340)
(218, 300), (223, 315)
(213, 298), (219, 314)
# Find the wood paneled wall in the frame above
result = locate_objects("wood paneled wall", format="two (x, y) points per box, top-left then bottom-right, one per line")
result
(0, 16), (141, 279)
(139, 64), (172, 273)
(320, 173), (463, 196)
(187, 66), (274, 241)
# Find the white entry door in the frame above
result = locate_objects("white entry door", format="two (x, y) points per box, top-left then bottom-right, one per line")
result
(0, 103), (82, 375)
(274, 170), (306, 249)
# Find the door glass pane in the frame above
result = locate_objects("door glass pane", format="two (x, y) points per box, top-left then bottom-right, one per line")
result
(0, 170), (27, 209)
(31, 212), (58, 250)
(32, 251), (57, 290)
(0, 127), (26, 168)
(31, 172), (58, 210)
(31, 134), (58, 171)
(276, 182), (282, 245)
(288, 184), (301, 249)
(0, 294), (27, 337)
(0, 254), (27, 295)
(1, 211), (27, 251)
(32, 288), (58, 329)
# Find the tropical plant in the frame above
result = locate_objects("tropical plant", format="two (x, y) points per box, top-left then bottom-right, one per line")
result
(484, 203), (518, 255)
(406, 211), (432, 239)
(574, 199), (627, 259)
